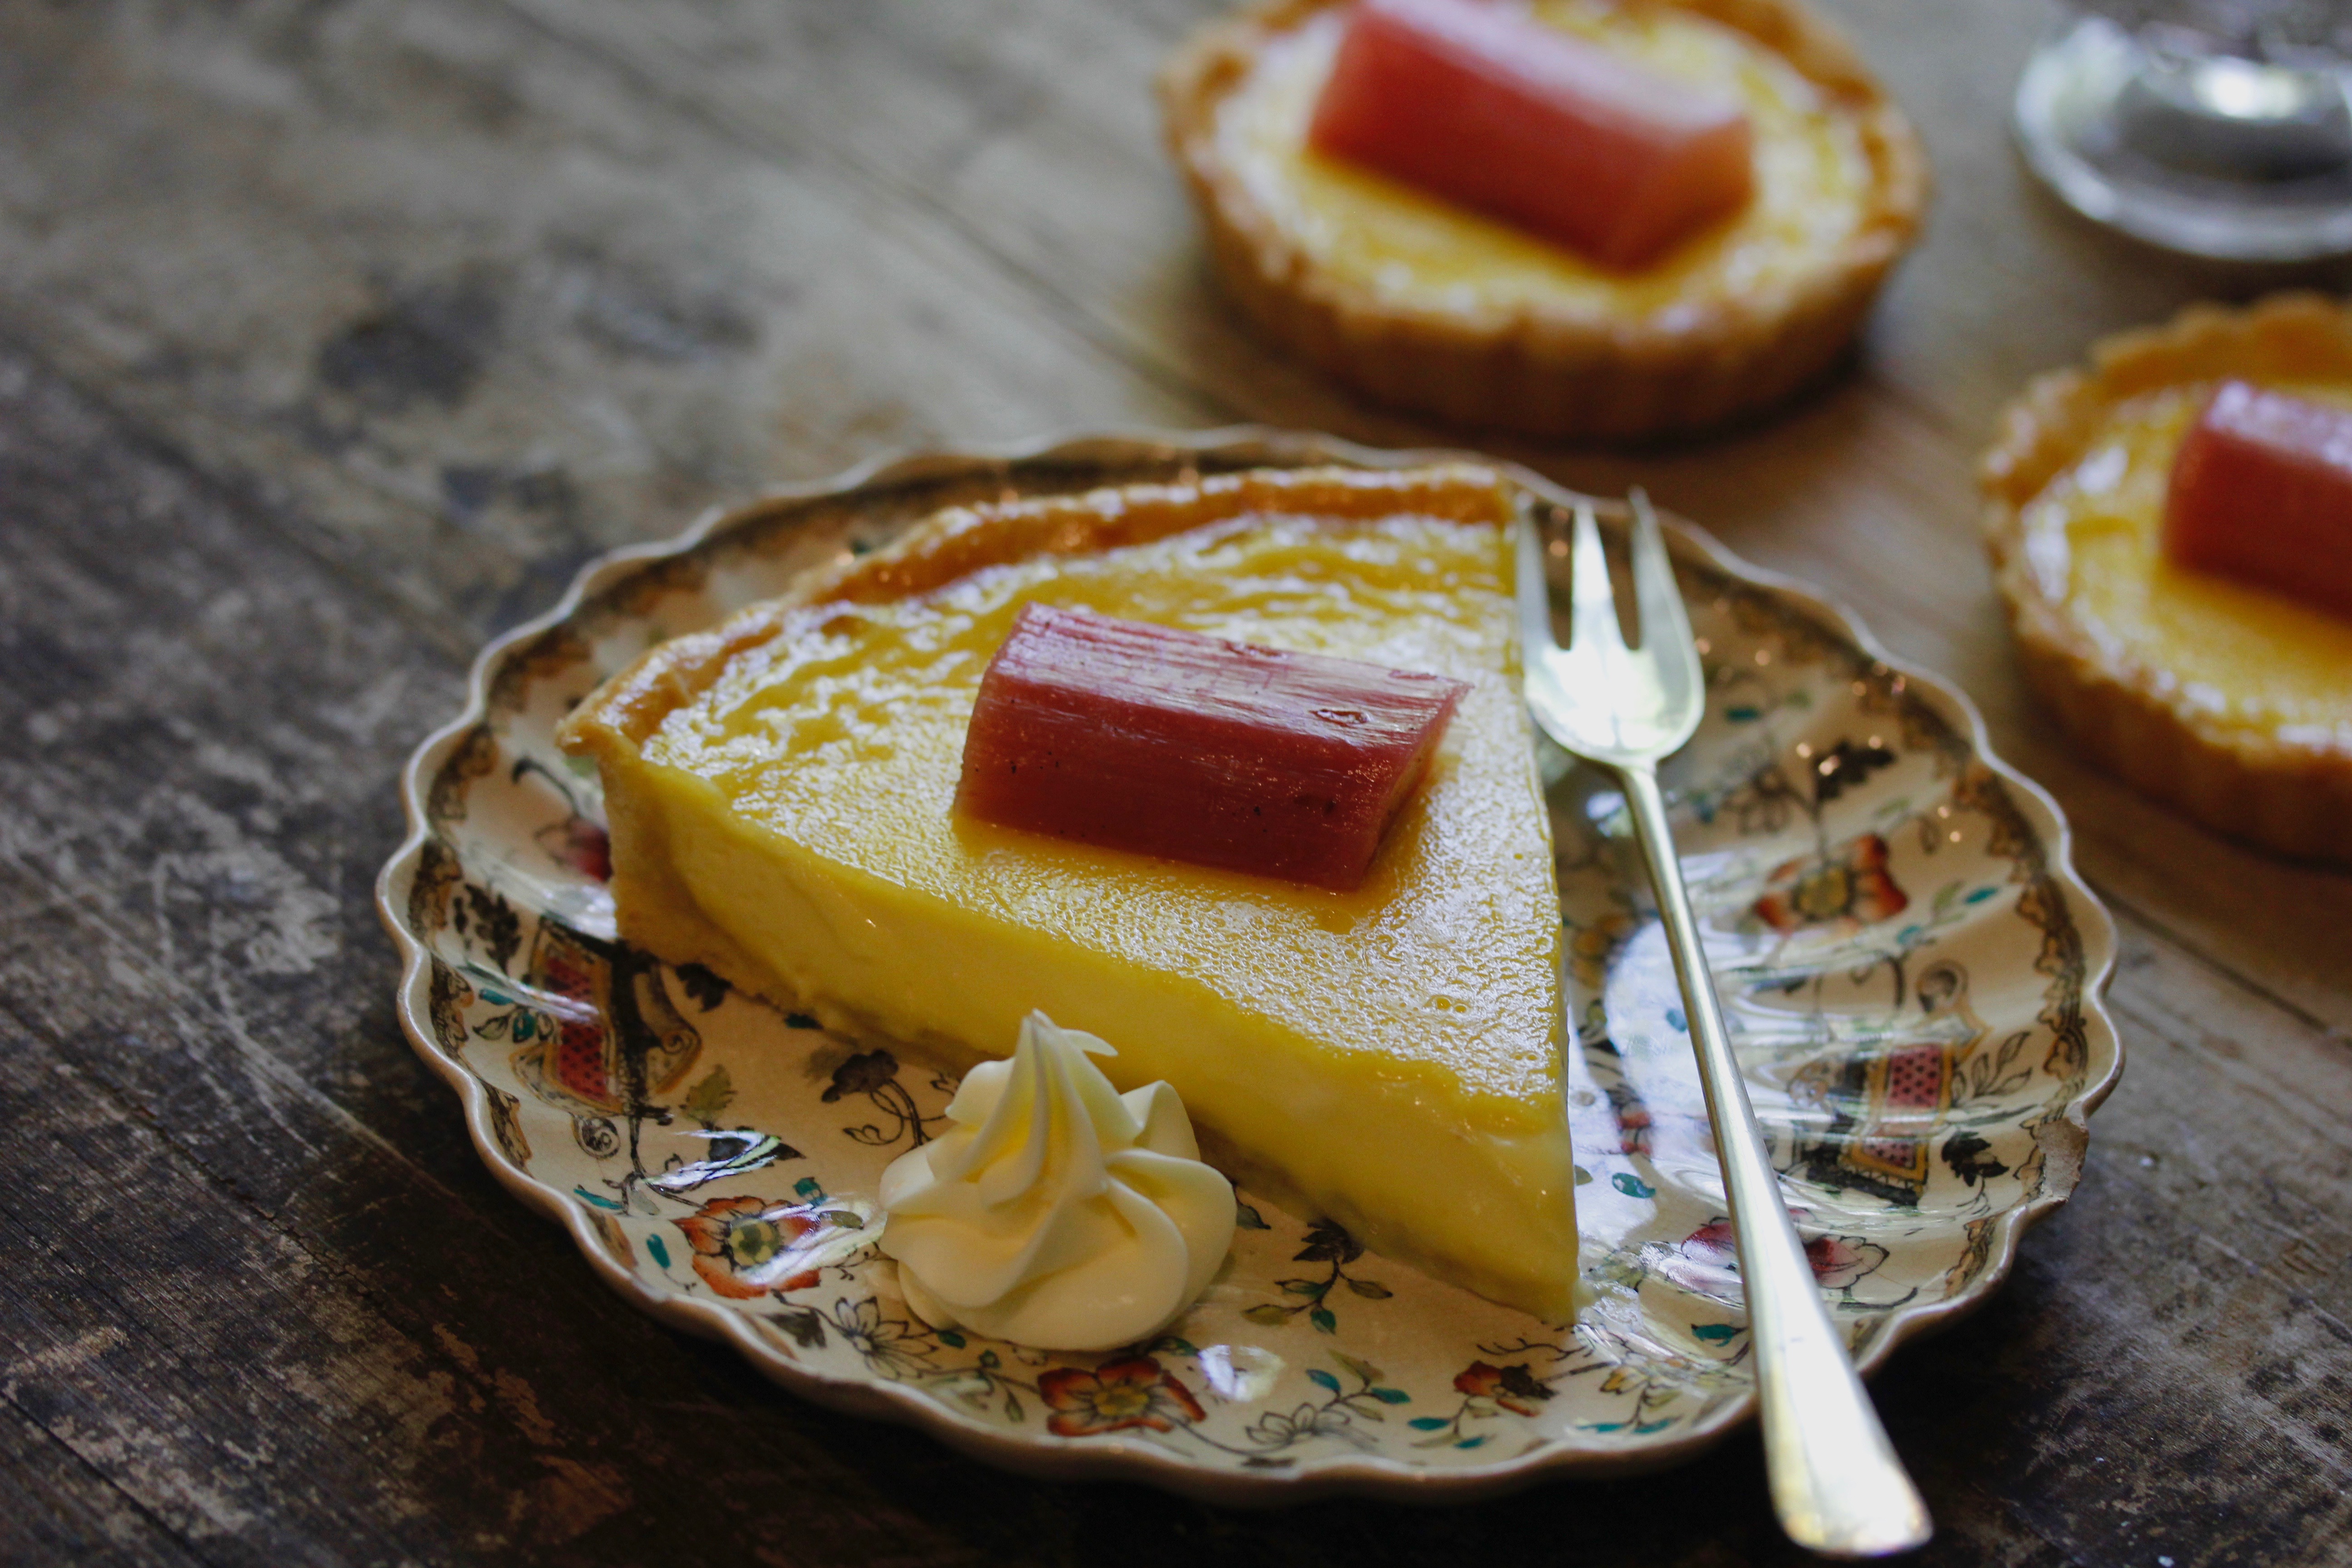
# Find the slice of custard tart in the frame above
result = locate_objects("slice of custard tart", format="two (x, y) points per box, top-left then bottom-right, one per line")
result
(559, 465), (1584, 1320)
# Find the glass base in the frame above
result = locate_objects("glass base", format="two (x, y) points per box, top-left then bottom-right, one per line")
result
(2014, 17), (2352, 261)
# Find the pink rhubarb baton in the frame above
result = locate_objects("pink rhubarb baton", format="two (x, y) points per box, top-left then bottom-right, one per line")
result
(956, 603), (1469, 891)
(1307, 0), (1755, 270)
(2165, 380), (2352, 623)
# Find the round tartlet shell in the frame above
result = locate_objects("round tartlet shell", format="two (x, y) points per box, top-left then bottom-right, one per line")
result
(1980, 291), (2352, 866)
(1157, 0), (1930, 441)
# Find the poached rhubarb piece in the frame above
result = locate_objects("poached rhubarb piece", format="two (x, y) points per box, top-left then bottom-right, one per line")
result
(1307, 0), (1754, 270)
(2165, 380), (2352, 622)
(957, 603), (1468, 891)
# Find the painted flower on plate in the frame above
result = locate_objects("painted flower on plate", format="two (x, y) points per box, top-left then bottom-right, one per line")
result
(1676, 1218), (1888, 1291)
(822, 1049), (901, 1103)
(1037, 1356), (1206, 1438)
(1454, 1360), (1555, 1417)
(675, 1195), (823, 1298)
(1245, 1401), (1374, 1451)
(1801, 1232), (1888, 1292)
(1753, 833), (1907, 932)
(831, 1297), (941, 1381)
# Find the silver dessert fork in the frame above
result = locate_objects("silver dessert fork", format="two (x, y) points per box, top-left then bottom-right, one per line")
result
(1516, 495), (1932, 1559)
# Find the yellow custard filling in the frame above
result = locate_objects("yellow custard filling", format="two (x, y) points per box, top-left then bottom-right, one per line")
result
(2019, 382), (2352, 745)
(1216, 0), (1874, 320)
(591, 507), (1579, 1318)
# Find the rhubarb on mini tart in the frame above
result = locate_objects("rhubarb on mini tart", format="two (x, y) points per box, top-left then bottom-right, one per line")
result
(558, 464), (1585, 1321)
(1981, 292), (2352, 865)
(1159, 0), (1928, 440)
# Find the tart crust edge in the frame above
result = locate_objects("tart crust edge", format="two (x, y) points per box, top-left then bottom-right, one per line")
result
(559, 462), (1513, 754)
(1979, 291), (2352, 865)
(1156, 0), (1931, 440)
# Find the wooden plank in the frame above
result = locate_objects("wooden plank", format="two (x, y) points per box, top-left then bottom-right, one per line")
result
(0, 1401), (205, 1568)
(0, 0), (1214, 647)
(494, 0), (1312, 421)
(0, 1004), (1023, 1566)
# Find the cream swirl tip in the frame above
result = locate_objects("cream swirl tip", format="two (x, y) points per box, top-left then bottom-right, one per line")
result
(877, 1012), (1235, 1352)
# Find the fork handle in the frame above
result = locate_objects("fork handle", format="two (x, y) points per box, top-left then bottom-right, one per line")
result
(1616, 762), (1933, 1559)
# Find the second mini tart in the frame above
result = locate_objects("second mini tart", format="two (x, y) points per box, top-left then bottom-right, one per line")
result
(1981, 293), (2352, 865)
(1159, 0), (1928, 440)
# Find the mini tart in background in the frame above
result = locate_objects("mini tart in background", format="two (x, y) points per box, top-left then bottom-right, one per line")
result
(1981, 293), (2352, 865)
(1159, 0), (1928, 441)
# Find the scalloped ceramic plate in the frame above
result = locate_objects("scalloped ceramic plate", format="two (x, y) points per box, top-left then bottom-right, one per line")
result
(378, 430), (2121, 1504)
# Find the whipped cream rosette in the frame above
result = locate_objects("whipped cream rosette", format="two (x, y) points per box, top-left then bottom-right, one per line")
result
(877, 1013), (1236, 1352)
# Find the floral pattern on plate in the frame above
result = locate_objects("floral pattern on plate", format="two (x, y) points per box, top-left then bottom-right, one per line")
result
(379, 430), (2121, 1502)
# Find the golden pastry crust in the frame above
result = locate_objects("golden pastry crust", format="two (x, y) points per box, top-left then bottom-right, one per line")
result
(1158, 0), (1928, 441)
(563, 462), (1511, 754)
(1980, 292), (2352, 865)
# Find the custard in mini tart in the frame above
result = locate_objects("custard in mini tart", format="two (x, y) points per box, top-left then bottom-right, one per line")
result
(1159, 0), (1928, 440)
(1981, 292), (2352, 865)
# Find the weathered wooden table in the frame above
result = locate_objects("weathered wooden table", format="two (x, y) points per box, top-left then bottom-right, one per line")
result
(3, 0), (2347, 1562)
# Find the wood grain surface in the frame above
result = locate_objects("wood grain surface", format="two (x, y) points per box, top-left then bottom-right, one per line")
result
(1, 0), (2347, 1563)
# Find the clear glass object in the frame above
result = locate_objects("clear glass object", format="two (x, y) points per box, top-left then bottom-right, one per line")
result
(2014, 0), (2352, 260)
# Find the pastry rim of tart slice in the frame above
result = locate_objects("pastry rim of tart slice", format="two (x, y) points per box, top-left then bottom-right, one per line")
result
(558, 464), (1583, 1320)
(1980, 291), (2352, 865)
(1157, 0), (1929, 440)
